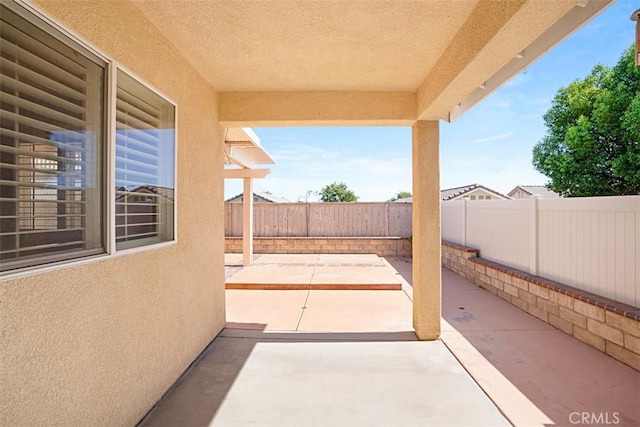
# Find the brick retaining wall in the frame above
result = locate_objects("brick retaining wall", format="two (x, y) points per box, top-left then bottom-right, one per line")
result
(442, 241), (640, 371)
(225, 237), (412, 257)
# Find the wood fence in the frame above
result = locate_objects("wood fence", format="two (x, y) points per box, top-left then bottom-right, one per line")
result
(224, 202), (412, 238)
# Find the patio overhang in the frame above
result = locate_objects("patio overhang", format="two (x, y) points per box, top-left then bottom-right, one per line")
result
(446, 0), (614, 121)
(131, 0), (613, 126)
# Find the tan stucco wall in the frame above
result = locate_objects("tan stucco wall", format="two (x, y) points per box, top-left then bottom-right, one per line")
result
(0, 1), (225, 425)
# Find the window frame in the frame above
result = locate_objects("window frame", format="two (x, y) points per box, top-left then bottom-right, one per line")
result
(110, 65), (178, 255)
(1, 0), (178, 279)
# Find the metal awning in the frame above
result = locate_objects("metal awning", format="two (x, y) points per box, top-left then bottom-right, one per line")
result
(224, 128), (274, 170)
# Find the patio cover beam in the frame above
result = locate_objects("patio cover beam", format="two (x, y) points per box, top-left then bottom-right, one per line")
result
(224, 168), (271, 179)
(218, 91), (416, 127)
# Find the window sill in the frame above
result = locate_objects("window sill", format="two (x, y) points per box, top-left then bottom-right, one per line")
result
(0, 240), (177, 282)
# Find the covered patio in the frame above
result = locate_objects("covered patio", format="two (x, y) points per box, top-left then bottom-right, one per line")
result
(1, 1), (622, 425)
(139, 258), (640, 426)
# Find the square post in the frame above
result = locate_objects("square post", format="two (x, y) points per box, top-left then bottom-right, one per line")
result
(243, 177), (254, 266)
(412, 120), (441, 340)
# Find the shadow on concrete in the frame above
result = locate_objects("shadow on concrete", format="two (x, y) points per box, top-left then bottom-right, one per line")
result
(138, 325), (512, 427)
(385, 256), (640, 427)
(138, 326), (419, 427)
(137, 323), (267, 427)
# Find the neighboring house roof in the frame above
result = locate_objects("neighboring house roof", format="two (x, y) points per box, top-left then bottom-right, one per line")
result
(115, 185), (174, 201)
(392, 185), (510, 202)
(225, 192), (288, 203)
(508, 185), (561, 199)
(393, 197), (413, 203)
(440, 184), (510, 201)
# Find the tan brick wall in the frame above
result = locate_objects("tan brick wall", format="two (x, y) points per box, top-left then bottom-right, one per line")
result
(442, 241), (640, 371)
(225, 237), (412, 257)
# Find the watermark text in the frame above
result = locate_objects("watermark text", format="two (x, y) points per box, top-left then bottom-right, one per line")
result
(569, 412), (620, 425)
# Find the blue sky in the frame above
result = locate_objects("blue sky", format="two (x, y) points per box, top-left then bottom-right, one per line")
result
(225, 0), (636, 202)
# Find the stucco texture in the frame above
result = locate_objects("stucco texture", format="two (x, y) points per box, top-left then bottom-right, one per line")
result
(0, 1), (225, 425)
(412, 121), (442, 340)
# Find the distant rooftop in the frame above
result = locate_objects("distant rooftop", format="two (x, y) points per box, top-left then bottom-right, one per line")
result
(394, 197), (413, 203)
(508, 185), (560, 199)
(393, 184), (511, 203)
(440, 184), (510, 201)
(225, 192), (288, 203)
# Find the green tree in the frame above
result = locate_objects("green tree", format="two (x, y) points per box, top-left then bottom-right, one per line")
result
(388, 191), (412, 202)
(532, 45), (640, 196)
(318, 182), (358, 202)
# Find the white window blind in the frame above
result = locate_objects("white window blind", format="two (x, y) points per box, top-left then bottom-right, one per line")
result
(115, 70), (175, 250)
(0, 4), (105, 272)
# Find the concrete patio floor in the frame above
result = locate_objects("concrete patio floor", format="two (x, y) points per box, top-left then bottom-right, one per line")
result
(225, 254), (402, 290)
(140, 255), (640, 427)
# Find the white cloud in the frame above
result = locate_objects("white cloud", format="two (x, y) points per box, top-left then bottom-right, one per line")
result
(269, 143), (338, 163)
(470, 132), (513, 144)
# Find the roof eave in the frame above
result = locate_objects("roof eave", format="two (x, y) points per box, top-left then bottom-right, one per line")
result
(447, 0), (613, 122)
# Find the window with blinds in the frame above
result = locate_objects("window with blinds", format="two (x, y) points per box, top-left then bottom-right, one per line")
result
(0, 4), (105, 272)
(115, 70), (175, 250)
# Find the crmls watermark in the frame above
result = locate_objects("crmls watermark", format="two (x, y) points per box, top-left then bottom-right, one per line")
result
(569, 412), (621, 425)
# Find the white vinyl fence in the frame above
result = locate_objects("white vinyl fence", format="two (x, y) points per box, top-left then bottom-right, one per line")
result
(225, 202), (412, 238)
(442, 196), (640, 307)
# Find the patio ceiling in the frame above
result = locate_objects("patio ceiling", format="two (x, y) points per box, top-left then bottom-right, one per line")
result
(132, 0), (612, 124)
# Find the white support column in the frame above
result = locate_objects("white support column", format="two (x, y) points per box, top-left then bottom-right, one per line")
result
(412, 120), (441, 340)
(243, 177), (254, 266)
